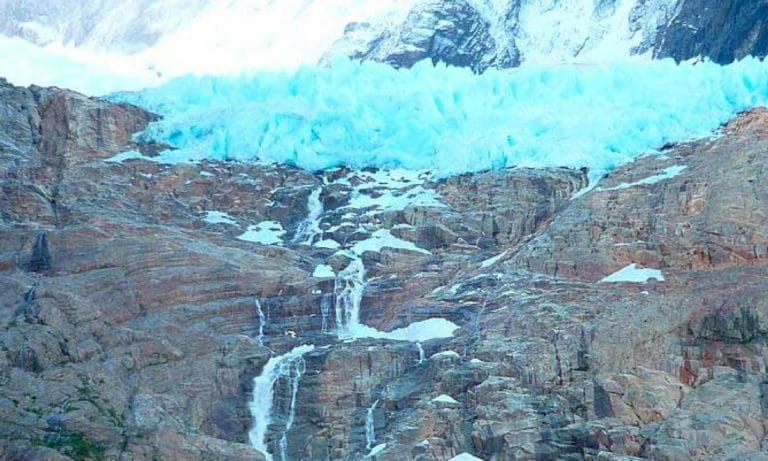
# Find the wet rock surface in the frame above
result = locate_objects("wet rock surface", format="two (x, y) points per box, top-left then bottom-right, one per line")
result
(1, 79), (768, 461)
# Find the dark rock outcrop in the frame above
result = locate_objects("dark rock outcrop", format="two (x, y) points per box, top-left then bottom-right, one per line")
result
(27, 233), (51, 272)
(655, 0), (768, 64)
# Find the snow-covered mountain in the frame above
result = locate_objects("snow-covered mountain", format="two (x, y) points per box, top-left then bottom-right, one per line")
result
(6, 0), (673, 72)
(325, 0), (768, 71)
(0, 0), (414, 75)
(0, 0), (766, 92)
(0, 0), (206, 52)
(325, 0), (677, 71)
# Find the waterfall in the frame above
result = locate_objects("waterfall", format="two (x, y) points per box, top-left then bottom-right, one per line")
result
(256, 299), (266, 345)
(278, 356), (305, 461)
(365, 399), (380, 451)
(320, 292), (333, 334)
(292, 187), (323, 244)
(334, 256), (366, 338)
(249, 345), (315, 461)
(331, 255), (459, 342)
(416, 342), (425, 364)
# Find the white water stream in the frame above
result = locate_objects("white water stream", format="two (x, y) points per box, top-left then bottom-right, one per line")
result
(320, 292), (333, 334)
(416, 342), (425, 364)
(365, 399), (380, 451)
(249, 345), (315, 461)
(255, 298), (266, 345)
(292, 187), (323, 244)
(333, 255), (367, 338)
(250, 179), (460, 458)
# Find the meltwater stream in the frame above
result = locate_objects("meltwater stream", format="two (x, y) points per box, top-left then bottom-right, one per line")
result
(330, 252), (459, 342)
(365, 399), (380, 451)
(249, 345), (315, 461)
(333, 256), (367, 338)
(292, 187), (323, 244)
(255, 299), (266, 346)
(320, 292), (333, 335)
(250, 179), (460, 459)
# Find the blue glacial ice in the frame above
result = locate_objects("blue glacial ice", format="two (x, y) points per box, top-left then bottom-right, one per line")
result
(111, 57), (768, 179)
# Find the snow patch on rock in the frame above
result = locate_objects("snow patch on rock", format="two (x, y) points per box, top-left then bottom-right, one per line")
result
(238, 221), (286, 245)
(600, 263), (665, 283)
(598, 165), (687, 191)
(203, 211), (237, 225)
(351, 229), (431, 255)
(432, 394), (460, 405)
(313, 264), (336, 278)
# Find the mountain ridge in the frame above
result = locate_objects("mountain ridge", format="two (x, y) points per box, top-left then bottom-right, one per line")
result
(1, 0), (767, 79)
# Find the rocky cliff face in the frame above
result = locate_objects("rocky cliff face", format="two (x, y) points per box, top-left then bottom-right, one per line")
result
(330, 0), (520, 72)
(654, 0), (768, 64)
(1, 78), (768, 461)
(328, 0), (768, 71)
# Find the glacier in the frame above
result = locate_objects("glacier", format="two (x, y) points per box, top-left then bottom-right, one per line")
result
(112, 57), (768, 180)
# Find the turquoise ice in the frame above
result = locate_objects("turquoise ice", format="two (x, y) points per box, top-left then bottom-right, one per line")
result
(111, 57), (768, 179)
